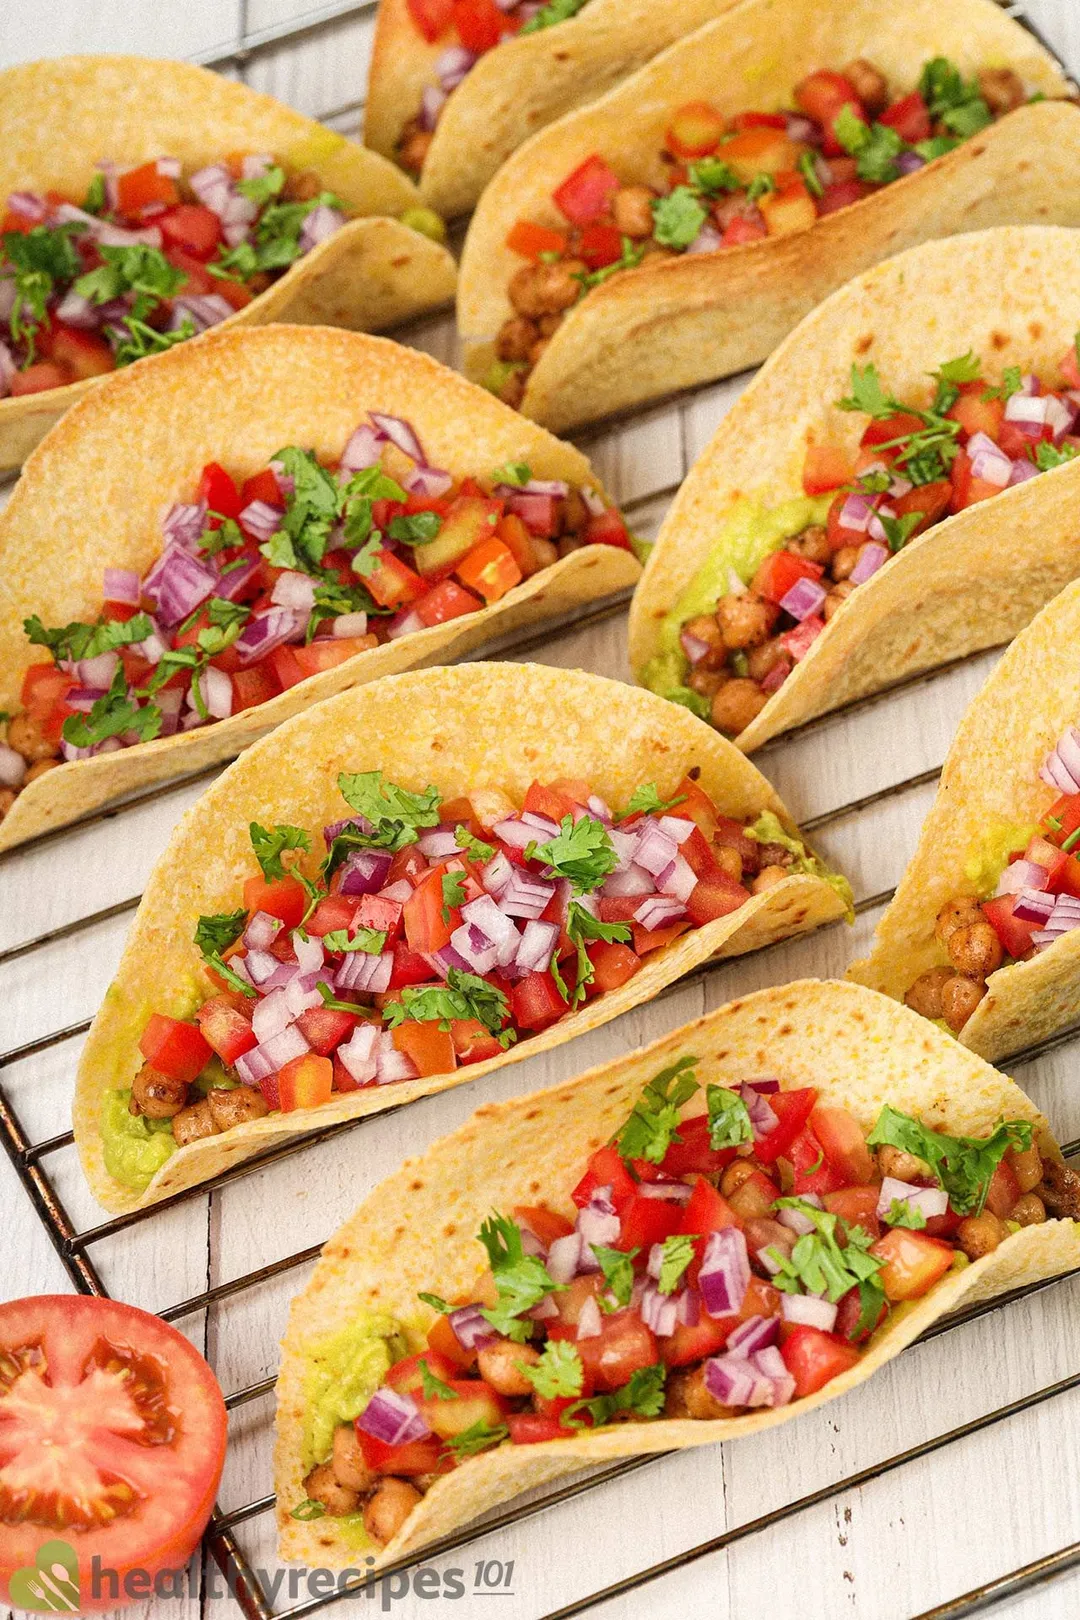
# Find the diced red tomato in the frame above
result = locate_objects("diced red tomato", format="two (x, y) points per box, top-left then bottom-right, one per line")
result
(781, 1324), (862, 1396)
(727, 1168), (781, 1222)
(268, 644), (306, 690)
(403, 863), (458, 954)
(415, 578), (482, 626)
(406, 0), (454, 41)
(197, 461), (242, 523)
(505, 219), (569, 260)
(892, 479), (952, 538)
(950, 447), (1003, 513)
(230, 664), (280, 713)
(388, 941), (435, 989)
(45, 324), (114, 380)
(803, 444), (856, 494)
(780, 615), (824, 664)
(981, 893), (1038, 961)
(985, 1157), (1021, 1219)
(719, 213), (768, 247)
(363, 549), (428, 609)
(822, 1185), (881, 1240)
(585, 939), (641, 994)
(759, 178), (817, 238)
(945, 383), (1001, 443)
(1045, 793), (1080, 849)
(1061, 346), (1080, 391)
(685, 869), (751, 925)
(455, 536), (522, 603)
(833, 1283), (887, 1344)
(552, 154), (621, 226)
(21, 663), (75, 740)
(659, 1114), (735, 1179)
(809, 1106), (875, 1185)
(571, 1144), (637, 1213)
(305, 895), (358, 938)
(660, 1311), (734, 1366)
(293, 636), (374, 676)
(357, 1428), (451, 1476)
(295, 1006), (359, 1056)
(826, 490), (868, 551)
(578, 222), (624, 269)
(665, 101), (726, 158)
(426, 1311), (476, 1371)
(10, 363), (68, 395)
(239, 467), (282, 512)
(878, 91), (932, 143)
(731, 110), (787, 131)
(720, 126), (802, 182)
(616, 1191), (683, 1253)
(278, 1053), (333, 1112)
(751, 548), (823, 605)
(139, 1014), (212, 1084)
(507, 1412), (573, 1443)
(117, 161), (180, 216)
(387, 1350), (460, 1397)
(787, 1125), (845, 1196)
(419, 1376), (509, 1439)
(754, 1088), (819, 1164)
(818, 178), (872, 215)
(444, 1018), (499, 1065)
(387, 846), (429, 887)
(583, 508), (633, 550)
(195, 996), (257, 1065)
(159, 204), (223, 260)
(794, 70), (865, 157)
(564, 1309), (658, 1392)
(242, 873), (307, 929)
(509, 968), (568, 1031)
(870, 1228), (954, 1300)
(451, 0), (506, 53)
(391, 1019), (456, 1077)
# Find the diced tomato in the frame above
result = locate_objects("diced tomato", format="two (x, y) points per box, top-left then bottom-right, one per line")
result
(781, 1324), (862, 1396)
(571, 1144), (637, 1213)
(10, 363), (67, 396)
(892, 479), (952, 538)
(419, 1377), (509, 1439)
(759, 178), (817, 238)
(833, 1283), (888, 1344)
(195, 996), (257, 1065)
(403, 863), (458, 954)
(415, 578), (482, 627)
(392, 1019), (456, 1077)
(860, 411), (922, 451)
(578, 222), (624, 270)
(364, 548), (427, 609)
(754, 1088), (819, 1164)
(196, 460), (243, 523)
(631, 918), (692, 955)
(809, 1105), (875, 1185)
(103, 600), (141, 623)
(452, 0), (506, 53)
(870, 1228), (954, 1301)
(656, 1115), (734, 1181)
(295, 636), (375, 676)
(751, 548), (823, 605)
(950, 447), (1003, 513)
(685, 869), (751, 925)
(679, 1173), (739, 1240)
(513, 1205), (575, 1249)
(495, 513), (541, 578)
(159, 204), (223, 260)
(985, 1158), (1021, 1220)
(388, 846), (430, 887)
(818, 177), (872, 215)
(267, 644), (305, 691)
(231, 664), (280, 713)
(878, 91), (932, 144)
(139, 1014), (212, 1084)
(388, 941), (435, 989)
(46, 324), (114, 380)
(585, 939), (641, 994)
(242, 873), (307, 929)
(507, 1412), (572, 1443)
(794, 70), (865, 157)
(727, 1168), (780, 1222)
(981, 893), (1038, 961)
(552, 154), (621, 226)
(720, 126), (802, 182)
(616, 1191), (683, 1253)
(296, 1006), (359, 1056)
(788, 1125), (845, 1196)
(387, 1350), (461, 1396)
(509, 968), (568, 1031)
(455, 536), (522, 603)
(426, 1311), (476, 1371)
(1061, 345), (1080, 391)
(672, 777), (720, 840)
(21, 664), (75, 737)
(278, 1052), (333, 1112)
(731, 110), (787, 131)
(505, 219), (569, 260)
(826, 490), (868, 551)
(780, 615), (825, 664)
(442, 1017), (498, 1065)
(719, 213), (768, 247)
(822, 1185), (881, 1240)
(945, 384), (1001, 443)
(565, 1309), (658, 1392)
(239, 467), (282, 512)
(357, 1428), (451, 1476)
(526, 780), (577, 821)
(803, 444), (856, 495)
(351, 893), (403, 943)
(582, 508), (633, 550)
(406, 0), (454, 41)
(414, 493), (504, 578)
(660, 1311), (734, 1366)
(305, 894), (357, 938)
(665, 101), (726, 159)
(117, 160), (180, 216)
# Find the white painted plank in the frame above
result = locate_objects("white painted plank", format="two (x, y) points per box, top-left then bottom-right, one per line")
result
(0, 0), (243, 70)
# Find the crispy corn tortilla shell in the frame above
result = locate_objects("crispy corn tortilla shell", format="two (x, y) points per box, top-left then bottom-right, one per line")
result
(458, 0), (1077, 432)
(74, 664), (848, 1212)
(0, 54), (457, 471)
(628, 225), (1080, 753)
(849, 577), (1080, 1062)
(275, 978), (1080, 1568)
(0, 324), (640, 854)
(365, 0), (742, 220)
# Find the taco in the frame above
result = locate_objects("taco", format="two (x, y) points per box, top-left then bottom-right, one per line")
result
(630, 225), (1080, 751)
(457, 0), (1079, 431)
(73, 663), (851, 1213)
(0, 55), (457, 472)
(275, 978), (1080, 1567)
(365, 0), (742, 220)
(0, 324), (641, 854)
(848, 577), (1080, 1061)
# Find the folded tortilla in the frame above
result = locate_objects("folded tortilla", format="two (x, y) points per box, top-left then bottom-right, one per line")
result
(0, 323), (641, 854)
(0, 55), (457, 471)
(629, 224), (1080, 752)
(849, 577), (1080, 1062)
(365, 0), (742, 220)
(458, 0), (1077, 431)
(275, 977), (1080, 1569)
(74, 664), (849, 1212)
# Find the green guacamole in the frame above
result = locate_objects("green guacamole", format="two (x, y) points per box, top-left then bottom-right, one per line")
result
(302, 1312), (408, 1470)
(101, 1088), (177, 1192)
(748, 811), (855, 922)
(962, 819), (1039, 898)
(641, 493), (833, 717)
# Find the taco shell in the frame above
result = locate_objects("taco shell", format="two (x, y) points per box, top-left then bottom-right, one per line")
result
(74, 664), (850, 1212)
(629, 225), (1080, 752)
(365, 0), (742, 220)
(275, 978), (1080, 1568)
(0, 324), (640, 853)
(849, 577), (1080, 1061)
(458, 0), (1077, 431)
(0, 55), (457, 471)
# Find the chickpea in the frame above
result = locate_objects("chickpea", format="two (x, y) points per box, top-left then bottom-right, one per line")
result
(332, 1423), (376, 1492)
(207, 1084), (269, 1131)
(957, 1210), (1007, 1260)
(877, 1143), (934, 1184)
(729, 1173), (776, 1222)
(824, 582), (856, 622)
(172, 1098), (219, 1146)
(363, 1477), (423, 1545)
(612, 185), (657, 239)
(744, 1216), (795, 1267)
(682, 614), (728, 670)
(537, 313), (564, 338)
(496, 369), (526, 409)
(508, 259), (585, 318)
(557, 533), (588, 558)
(1009, 1145), (1044, 1194)
(665, 1365), (735, 1420)
(7, 712), (57, 764)
(751, 864), (788, 894)
(746, 637), (788, 683)
(904, 967), (953, 1021)
(528, 338), (550, 368)
(25, 758), (60, 784)
(977, 68), (1026, 116)
(283, 169), (324, 202)
(715, 844), (743, 881)
(721, 1159), (757, 1198)
(711, 679), (768, 736)
(788, 525), (831, 565)
(397, 127), (433, 174)
(478, 1338), (540, 1396)
(688, 668), (727, 700)
(940, 973), (986, 1032)
(302, 1463), (360, 1517)
(130, 1063), (188, 1119)
(0, 789), (15, 822)
(843, 58), (890, 115)
(559, 490), (588, 534)
(495, 315), (539, 362)
(716, 592), (778, 650)
(529, 537), (559, 572)
(830, 545), (862, 581)
(248, 272), (273, 296)
(1010, 1192), (1046, 1227)
(947, 920), (1003, 980)
(934, 896), (982, 949)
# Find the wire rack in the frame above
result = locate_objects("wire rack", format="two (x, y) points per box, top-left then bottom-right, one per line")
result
(3, 2), (1080, 1616)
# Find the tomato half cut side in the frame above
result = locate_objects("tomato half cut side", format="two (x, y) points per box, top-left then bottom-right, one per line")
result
(0, 1296), (227, 1611)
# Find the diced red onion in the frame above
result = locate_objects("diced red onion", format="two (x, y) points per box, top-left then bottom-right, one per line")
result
(300, 204), (345, 252)
(143, 544), (217, 625)
(95, 219), (162, 248)
(235, 1022), (309, 1086)
(370, 413), (426, 464)
(608, 826), (641, 869)
(0, 337), (15, 397)
(170, 293), (234, 332)
(866, 503), (896, 545)
(449, 923), (498, 974)
(328, 611), (367, 640)
(586, 794), (613, 826)
(338, 848), (394, 895)
(499, 867), (556, 919)
(251, 988), (294, 1044)
(680, 629), (711, 666)
(602, 863), (654, 898)
(189, 164), (232, 213)
(638, 1180), (693, 1203)
(358, 1387), (430, 1446)
(677, 1286), (701, 1328)
(785, 113), (821, 144)
(780, 1293), (838, 1331)
(405, 464), (454, 499)
(435, 45), (477, 89)
(0, 744), (26, 789)
(243, 911), (282, 952)
(634, 822), (679, 878)
(640, 1283), (679, 1337)
(1012, 888), (1056, 924)
(877, 1176), (948, 1221)
(65, 686), (106, 713)
(6, 190), (47, 221)
(446, 1303), (497, 1351)
(162, 501), (208, 548)
(191, 666), (233, 720)
(969, 441), (1013, 488)
(103, 567), (140, 605)
(1040, 726), (1080, 794)
(657, 816), (694, 845)
(271, 571), (317, 613)
(698, 1227), (750, 1317)
(751, 1344), (796, 1406)
(776, 1199), (822, 1237)
(336, 1023), (379, 1084)
(482, 850), (513, 897)
(416, 825), (463, 861)
(75, 650), (120, 690)
(336, 949), (393, 994)
(419, 84), (448, 131)
(686, 223), (722, 255)
(546, 1232), (583, 1284)
(995, 858), (1048, 898)
(895, 150), (926, 176)
(55, 289), (99, 328)
(460, 894), (521, 965)
(234, 606), (307, 665)
(656, 854), (697, 903)
(376, 1042), (419, 1084)
(727, 1314), (779, 1356)
(513, 918), (559, 977)
(850, 542), (889, 585)
(243, 949), (279, 986)
(1009, 458), (1040, 486)
(634, 894), (685, 930)
(520, 810), (560, 836)
(839, 493), (874, 533)
(780, 578), (828, 622)
(238, 499), (282, 542)
(704, 1353), (773, 1408)
(741, 1082), (779, 1140)
(387, 608), (424, 641)
(283, 974), (322, 1020)
(577, 1187), (620, 1249)
(569, 1294), (600, 1340)
(340, 424), (384, 471)
(492, 817), (537, 851)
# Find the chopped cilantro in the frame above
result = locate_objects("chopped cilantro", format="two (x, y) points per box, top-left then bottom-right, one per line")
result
(866, 1106), (1033, 1216)
(384, 969), (515, 1046)
(418, 1291), (454, 1314)
(615, 1055), (699, 1164)
(477, 1211), (564, 1340)
(526, 812), (618, 893)
(389, 510), (442, 545)
(706, 1083), (753, 1150)
(983, 366), (1023, 403)
(491, 461), (531, 486)
(441, 870), (467, 922)
(656, 1233), (697, 1294)
(555, 902), (631, 1007)
(321, 926), (387, 955)
(334, 770), (442, 857)
(615, 782), (687, 820)
(687, 157), (741, 196)
(75, 242), (185, 320)
(455, 824), (495, 862)
(110, 315), (196, 367)
(315, 981), (372, 1015)
(443, 1420), (509, 1457)
(268, 446), (342, 572)
(83, 172), (106, 215)
(3, 223), (84, 361)
(519, 0), (588, 32)
(797, 150), (823, 199)
(564, 1364), (667, 1428)
(61, 666), (161, 749)
(249, 821), (310, 881)
(420, 1359), (458, 1400)
(1034, 442), (1079, 472)
(198, 515), (246, 556)
(884, 1197), (927, 1230)
(235, 164), (286, 206)
(650, 187), (707, 250)
(746, 173), (776, 204)
(579, 236), (646, 288)
(23, 611), (153, 664)
(833, 108), (904, 184)
(519, 1339), (583, 1400)
(194, 909), (247, 958)
(768, 1199), (885, 1330)
(591, 1243), (637, 1312)
(877, 510), (923, 553)
(838, 362), (895, 420)
(290, 1499), (326, 1521)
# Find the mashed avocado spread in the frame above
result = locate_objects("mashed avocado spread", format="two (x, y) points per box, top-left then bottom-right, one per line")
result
(963, 819), (1039, 898)
(748, 812), (855, 921)
(303, 1312), (408, 1470)
(102, 1088), (177, 1191)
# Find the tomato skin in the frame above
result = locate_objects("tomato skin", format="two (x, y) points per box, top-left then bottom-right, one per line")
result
(196, 996), (257, 1065)
(985, 1158), (1021, 1219)
(685, 869), (751, 925)
(615, 1191), (683, 1253)
(139, 1014), (212, 1084)
(665, 101), (727, 159)
(822, 1184), (881, 1239)
(243, 874), (307, 929)
(292, 636), (375, 676)
(295, 1006), (359, 1056)
(752, 548), (823, 605)
(788, 1125), (845, 1196)
(452, 0), (506, 53)
(391, 1019), (457, 1076)
(514, 1203), (575, 1246)
(870, 1228), (954, 1301)
(659, 1310), (735, 1366)
(506, 219), (569, 259)
(754, 1088), (818, 1164)
(406, 0), (454, 41)
(451, 1017), (504, 1064)
(946, 383), (1002, 443)
(508, 1412), (573, 1443)
(159, 203), (223, 260)
(231, 663), (280, 713)
(455, 536), (522, 603)
(578, 222), (625, 269)
(509, 968), (568, 1031)
(278, 1053), (334, 1111)
(388, 941), (435, 990)
(571, 1144), (637, 1213)
(403, 862), (458, 954)
(809, 1105), (875, 1185)
(552, 154), (621, 226)
(357, 1428), (452, 1476)
(10, 362), (69, 395)
(585, 939), (641, 994)
(426, 1311), (476, 1370)
(878, 91), (932, 143)
(794, 70), (864, 155)
(780, 1323), (862, 1397)
(660, 1114), (735, 1179)
(0, 1296), (226, 1609)
(981, 893), (1038, 960)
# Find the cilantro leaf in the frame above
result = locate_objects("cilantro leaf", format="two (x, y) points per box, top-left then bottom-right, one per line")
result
(383, 969), (515, 1046)
(590, 1243), (637, 1312)
(235, 164), (286, 206)
(983, 366), (1023, 403)
(1034, 442), (1079, 472)
(389, 510), (442, 545)
(197, 515), (245, 556)
(443, 1420), (509, 1457)
(315, 981), (372, 1014)
(565, 1364), (667, 1428)
(656, 1233), (697, 1294)
(876, 510), (923, 553)
(884, 1198), (927, 1230)
(3, 223), (84, 361)
(418, 1291), (454, 1314)
(615, 783), (687, 820)
(746, 173), (776, 204)
(561, 901), (631, 1007)
(615, 1055), (699, 1164)
(75, 243), (185, 321)
(61, 665), (161, 749)
(477, 1211), (564, 1339)
(519, 1339), (583, 1400)
(838, 363), (896, 420)
(491, 461), (531, 486)
(797, 150), (823, 199)
(519, 0), (588, 32)
(650, 187), (707, 250)
(420, 1359), (458, 1400)
(687, 157), (742, 196)
(322, 926), (387, 955)
(441, 870), (467, 922)
(768, 1198), (885, 1306)
(935, 351), (982, 386)
(455, 824), (495, 863)
(194, 909), (247, 958)
(23, 612), (153, 664)
(271, 445), (343, 573)
(706, 1083), (753, 1150)
(334, 770), (442, 855)
(249, 821), (310, 881)
(866, 1106), (1033, 1216)
(83, 172), (106, 215)
(526, 812), (618, 893)
(110, 315), (196, 367)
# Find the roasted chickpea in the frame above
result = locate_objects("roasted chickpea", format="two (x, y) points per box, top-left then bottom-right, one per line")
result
(528, 337), (550, 367)
(495, 315), (539, 362)
(1038, 1158), (1080, 1219)
(977, 68), (1026, 116)
(716, 592), (779, 650)
(477, 1338), (540, 1396)
(746, 637), (789, 683)
(715, 844), (743, 881)
(207, 1084), (269, 1132)
(397, 127), (433, 174)
(947, 920), (1003, 980)
(302, 1463), (360, 1517)
(130, 1063), (188, 1119)
(824, 582), (856, 622)
(711, 679), (768, 736)
(1010, 1192), (1047, 1227)
(559, 490), (588, 534)
(683, 613), (728, 670)
(611, 185), (657, 238)
(729, 1173), (776, 1222)
(529, 537), (559, 572)
(495, 369), (526, 409)
(721, 1160), (757, 1197)
(1009, 1144), (1044, 1194)
(363, 1477), (423, 1545)
(508, 259), (585, 318)
(934, 896), (982, 949)
(940, 973), (986, 1033)
(24, 758), (60, 784)
(7, 712), (57, 764)
(0, 789), (15, 822)
(172, 1098), (219, 1145)
(830, 545), (862, 581)
(751, 864), (788, 894)
(903, 966), (954, 1021)
(332, 1423), (376, 1492)
(557, 533), (588, 558)
(877, 1143), (934, 1183)
(788, 525), (831, 564)
(665, 1365), (736, 1420)
(957, 1210), (1007, 1260)
(843, 58), (890, 114)
(744, 1216), (795, 1267)
(688, 668), (727, 700)
(537, 312), (564, 337)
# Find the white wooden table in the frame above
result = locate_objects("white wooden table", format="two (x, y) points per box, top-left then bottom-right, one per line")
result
(4, 4), (1080, 1617)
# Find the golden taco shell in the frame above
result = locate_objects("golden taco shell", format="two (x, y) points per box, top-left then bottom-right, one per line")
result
(275, 978), (1080, 1568)
(365, 0), (742, 220)
(0, 54), (457, 471)
(74, 664), (850, 1212)
(629, 225), (1080, 752)
(849, 577), (1080, 1062)
(0, 324), (640, 853)
(458, 0), (1077, 431)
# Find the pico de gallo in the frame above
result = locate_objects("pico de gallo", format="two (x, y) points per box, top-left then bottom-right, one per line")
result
(396, 0), (593, 176)
(293, 1057), (1077, 1548)
(108, 770), (847, 1190)
(905, 723), (1080, 1033)
(644, 339), (1080, 738)
(487, 55), (1036, 408)
(0, 422), (630, 825)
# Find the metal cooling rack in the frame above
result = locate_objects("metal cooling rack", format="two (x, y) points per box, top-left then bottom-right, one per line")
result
(3, 2), (1080, 1614)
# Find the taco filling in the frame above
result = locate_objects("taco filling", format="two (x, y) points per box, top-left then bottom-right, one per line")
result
(396, 0), (592, 176)
(1, 426), (629, 823)
(106, 771), (843, 1188)
(488, 56), (1036, 408)
(904, 724), (1080, 1033)
(642, 340), (1080, 736)
(292, 1057), (1076, 1547)
(0, 153), (434, 398)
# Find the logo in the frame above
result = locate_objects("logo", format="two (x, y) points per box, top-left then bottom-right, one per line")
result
(9, 1541), (80, 1613)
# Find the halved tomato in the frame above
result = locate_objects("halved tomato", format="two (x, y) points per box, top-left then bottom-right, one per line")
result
(0, 1295), (226, 1610)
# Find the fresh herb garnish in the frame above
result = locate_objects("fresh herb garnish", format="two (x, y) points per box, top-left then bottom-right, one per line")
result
(615, 783), (687, 820)
(3, 223), (84, 361)
(1034, 442), (1079, 472)
(590, 1243), (637, 1312)
(333, 771), (442, 855)
(443, 1420), (509, 1457)
(706, 1082), (753, 1149)
(554, 902), (631, 1007)
(321, 926), (387, 955)
(767, 1199), (886, 1338)
(477, 1211), (564, 1340)
(23, 612), (153, 664)
(615, 1055), (699, 1164)
(656, 1233), (697, 1294)
(290, 1499), (326, 1521)
(441, 871), (467, 922)
(650, 187), (707, 250)
(419, 1359), (458, 1400)
(519, 0), (588, 31)
(564, 1364), (667, 1428)
(455, 825), (495, 863)
(193, 909), (255, 998)
(519, 1339), (583, 1399)
(884, 1198), (928, 1230)
(384, 969), (515, 1046)
(249, 821), (310, 881)
(61, 665), (161, 749)
(866, 1107), (1033, 1216)
(526, 812), (618, 893)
